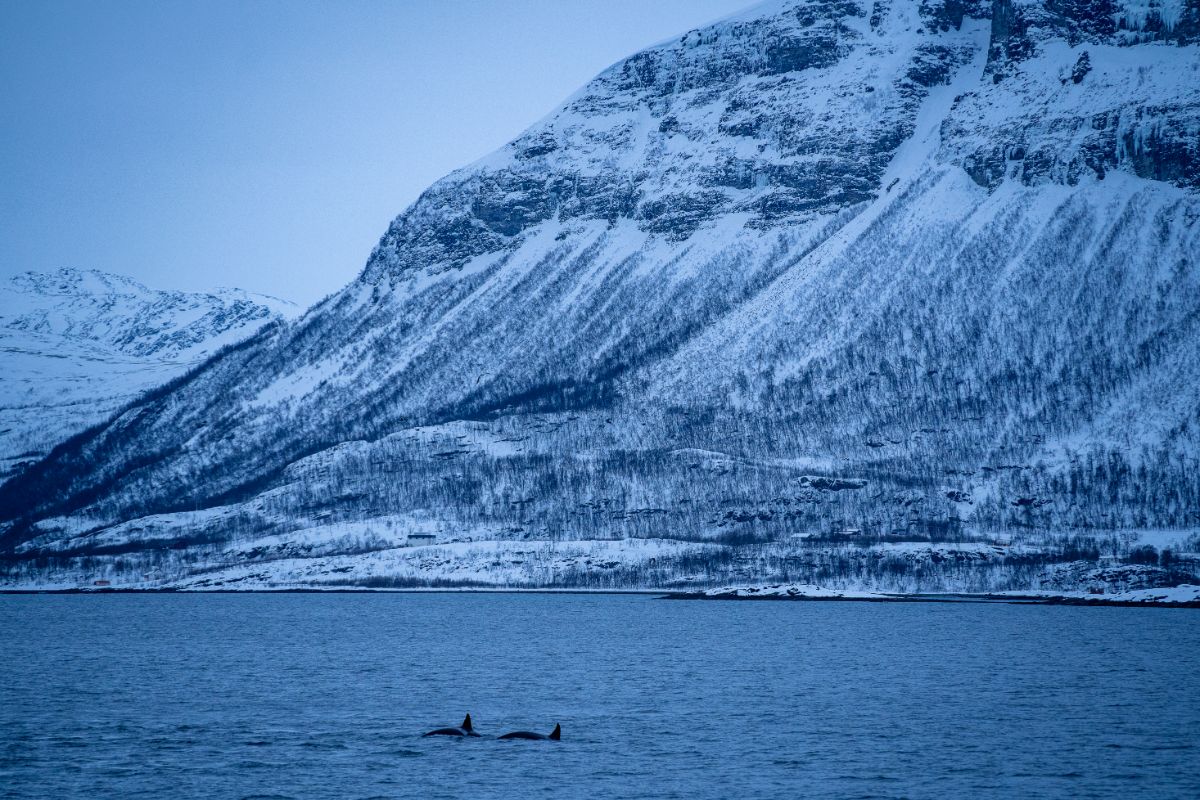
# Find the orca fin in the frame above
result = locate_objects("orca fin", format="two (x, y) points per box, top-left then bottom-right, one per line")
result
(461, 714), (473, 732)
(549, 723), (561, 741)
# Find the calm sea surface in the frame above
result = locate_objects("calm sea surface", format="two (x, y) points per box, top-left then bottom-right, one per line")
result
(1, 594), (1197, 799)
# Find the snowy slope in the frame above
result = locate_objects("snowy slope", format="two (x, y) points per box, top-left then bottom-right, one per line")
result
(0, 269), (296, 478)
(1, 0), (1198, 592)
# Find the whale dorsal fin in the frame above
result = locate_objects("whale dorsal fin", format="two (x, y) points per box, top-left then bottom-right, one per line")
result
(549, 723), (561, 741)
(462, 714), (473, 732)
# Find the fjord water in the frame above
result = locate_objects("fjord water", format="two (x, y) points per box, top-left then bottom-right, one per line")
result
(1, 595), (1197, 800)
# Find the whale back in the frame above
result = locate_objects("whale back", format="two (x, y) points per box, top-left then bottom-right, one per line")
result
(423, 727), (464, 737)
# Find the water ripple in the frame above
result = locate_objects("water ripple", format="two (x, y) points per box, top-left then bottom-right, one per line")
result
(1, 594), (1198, 799)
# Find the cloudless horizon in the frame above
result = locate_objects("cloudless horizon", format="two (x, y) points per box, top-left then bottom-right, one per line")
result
(0, 0), (752, 305)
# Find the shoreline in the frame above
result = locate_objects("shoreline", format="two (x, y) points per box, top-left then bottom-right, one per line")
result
(664, 591), (1200, 608)
(2, 586), (1198, 607)
(0, 587), (665, 596)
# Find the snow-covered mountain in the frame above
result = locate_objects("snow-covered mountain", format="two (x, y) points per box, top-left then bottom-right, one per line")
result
(2, 0), (1199, 593)
(0, 269), (296, 479)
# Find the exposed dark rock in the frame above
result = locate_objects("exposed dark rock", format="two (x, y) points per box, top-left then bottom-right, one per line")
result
(1070, 50), (1091, 83)
(801, 476), (868, 491)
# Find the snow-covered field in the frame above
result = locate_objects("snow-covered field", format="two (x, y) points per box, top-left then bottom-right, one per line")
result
(4, 518), (1196, 604)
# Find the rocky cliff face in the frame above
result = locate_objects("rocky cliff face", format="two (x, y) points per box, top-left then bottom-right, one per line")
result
(2, 1), (1198, 592)
(365, 0), (986, 281)
(963, 0), (1200, 188)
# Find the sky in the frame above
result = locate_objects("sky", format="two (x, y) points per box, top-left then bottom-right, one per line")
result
(0, 0), (752, 305)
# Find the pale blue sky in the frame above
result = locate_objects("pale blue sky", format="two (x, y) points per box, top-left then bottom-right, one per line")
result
(0, 0), (752, 304)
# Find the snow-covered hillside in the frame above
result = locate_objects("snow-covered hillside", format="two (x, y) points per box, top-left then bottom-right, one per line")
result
(0, 269), (296, 478)
(2, 1), (1198, 593)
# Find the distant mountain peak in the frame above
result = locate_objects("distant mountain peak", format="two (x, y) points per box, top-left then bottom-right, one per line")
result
(0, 269), (297, 480)
(1, 267), (298, 361)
